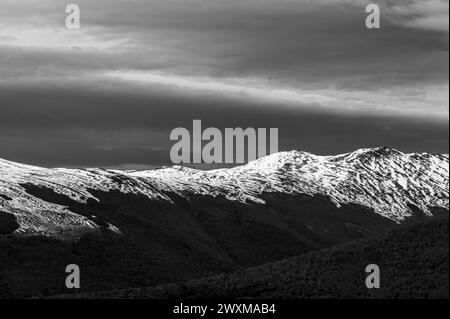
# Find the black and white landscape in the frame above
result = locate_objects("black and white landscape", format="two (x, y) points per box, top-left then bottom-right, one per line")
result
(0, 148), (448, 298)
(0, 0), (449, 300)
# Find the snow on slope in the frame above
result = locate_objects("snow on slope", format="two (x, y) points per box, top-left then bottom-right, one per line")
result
(0, 147), (448, 238)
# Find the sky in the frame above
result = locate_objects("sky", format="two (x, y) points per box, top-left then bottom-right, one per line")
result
(0, 0), (448, 169)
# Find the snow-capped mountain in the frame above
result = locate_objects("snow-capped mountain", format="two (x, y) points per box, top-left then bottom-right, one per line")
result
(0, 147), (448, 238)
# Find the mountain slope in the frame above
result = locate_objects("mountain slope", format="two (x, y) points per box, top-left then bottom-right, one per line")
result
(0, 148), (448, 298)
(69, 218), (449, 299)
(1, 147), (448, 239)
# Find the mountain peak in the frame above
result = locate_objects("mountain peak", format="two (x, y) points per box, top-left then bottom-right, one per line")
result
(242, 150), (319, 169)
(0, 147), (448, 239)
(352, 146), (401, 155)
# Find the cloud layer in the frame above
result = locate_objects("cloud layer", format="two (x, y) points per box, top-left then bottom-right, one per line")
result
(0, 0), (448, 167)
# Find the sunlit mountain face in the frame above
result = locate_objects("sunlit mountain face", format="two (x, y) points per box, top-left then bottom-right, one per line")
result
(1, 148), (448, 238)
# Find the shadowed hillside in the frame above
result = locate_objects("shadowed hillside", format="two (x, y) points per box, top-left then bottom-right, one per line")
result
(1, 184), (412, 298)
(67, 218), (448, 299)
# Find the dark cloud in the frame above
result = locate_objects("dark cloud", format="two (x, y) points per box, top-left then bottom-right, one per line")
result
(0, 0), (448, 168)
(1, 0), (448, 89)
(0, 82), (447, 168)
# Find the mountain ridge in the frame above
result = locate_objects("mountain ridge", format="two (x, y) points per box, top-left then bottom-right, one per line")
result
(0, 147), (448, 239)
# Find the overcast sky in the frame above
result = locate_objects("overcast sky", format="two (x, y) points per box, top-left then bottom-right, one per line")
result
(0, 0), (448, 168)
